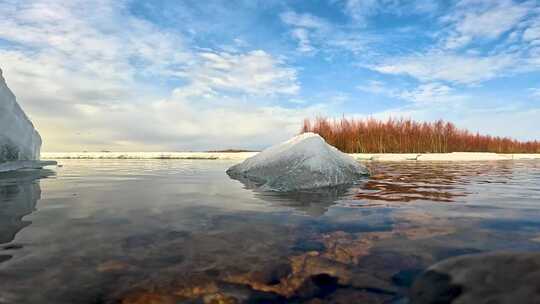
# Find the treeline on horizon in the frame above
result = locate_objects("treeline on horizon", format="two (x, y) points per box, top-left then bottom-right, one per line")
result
(301, 117), (540, 154)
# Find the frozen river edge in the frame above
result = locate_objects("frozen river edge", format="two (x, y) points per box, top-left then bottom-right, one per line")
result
(41, 151), (540, 161)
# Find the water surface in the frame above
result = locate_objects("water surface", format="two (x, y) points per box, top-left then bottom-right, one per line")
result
(1, 159), (539, 303)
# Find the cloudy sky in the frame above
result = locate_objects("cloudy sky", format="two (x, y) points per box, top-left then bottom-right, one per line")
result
(1, 0), (539, 151)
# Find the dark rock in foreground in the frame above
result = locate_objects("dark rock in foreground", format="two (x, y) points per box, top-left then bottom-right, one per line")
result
(410, 252), (540, 304)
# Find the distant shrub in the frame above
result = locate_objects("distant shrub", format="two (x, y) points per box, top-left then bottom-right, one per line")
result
(301, 117), (540, 154)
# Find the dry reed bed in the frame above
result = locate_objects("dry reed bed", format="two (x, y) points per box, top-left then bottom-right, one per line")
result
(301, 117), (540, 154)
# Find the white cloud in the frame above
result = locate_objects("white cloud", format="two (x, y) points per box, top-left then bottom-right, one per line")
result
(291, 28), (316, 53)
(1, 49), (312, 152)
(358, 80), (466, 106)
(326, 36), (368, 54)
(365, 1), (540, 87)
(280, 10), (371, 55)
(398, 83), (466, 105)
(0, 0), (188, 119)
(457, 2), (527, 37)
(370, 52), (516, 84)
(443, 35), (473, 50)
(175, 50), (299, 98)
(340, 0), (380, 23)
(0, 0), (309, 151)
(280, 11), (330, 54)
(280, 11), (328, 30)
(523, 20), (540, 42)
(440, 0), (533, 49)
(530, 88), (540, 98)
(356, 80), (388, 94)
(336, 0), (439, 24)
(2, 0), (538, 151)
(0, 0), (190, 80)
(35, 95), (326, 152)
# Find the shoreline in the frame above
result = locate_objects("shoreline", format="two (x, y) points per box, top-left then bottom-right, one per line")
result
(41, 152), (540, 161)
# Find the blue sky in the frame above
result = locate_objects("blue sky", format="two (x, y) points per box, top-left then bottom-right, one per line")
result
(1, 0), (539, 151)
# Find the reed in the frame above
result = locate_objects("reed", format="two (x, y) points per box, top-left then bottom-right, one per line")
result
(301, 117), (540, 153)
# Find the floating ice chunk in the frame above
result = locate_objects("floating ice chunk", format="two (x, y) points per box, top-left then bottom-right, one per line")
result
(227, 133), (369, 191)
(0, 68), (42, 167)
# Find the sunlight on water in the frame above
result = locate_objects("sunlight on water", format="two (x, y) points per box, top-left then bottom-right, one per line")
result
(1, 160), (540, 303)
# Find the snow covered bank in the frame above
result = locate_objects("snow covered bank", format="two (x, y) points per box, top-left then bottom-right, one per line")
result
(0, 69), (42, 164)
(41, 151), (540, 161)
(226, 133), (369, 191)
(41, 151), (257, 160)
(352, 152), (540, 161)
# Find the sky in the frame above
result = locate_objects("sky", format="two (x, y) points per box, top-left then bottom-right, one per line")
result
(1, 0), (540, 152)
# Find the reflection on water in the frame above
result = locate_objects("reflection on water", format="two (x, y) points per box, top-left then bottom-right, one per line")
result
(0, 159), (539, 304)
(0, 170), (53, 245)
(248, 185), (355, 217)
(229, 167), (359, 216)
(353, 161), (514, 203)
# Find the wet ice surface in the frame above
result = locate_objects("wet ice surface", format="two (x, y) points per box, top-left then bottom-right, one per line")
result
(1, 160), (540, 304)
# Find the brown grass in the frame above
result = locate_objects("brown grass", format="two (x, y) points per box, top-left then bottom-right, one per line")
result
(301, 117), (540, 153)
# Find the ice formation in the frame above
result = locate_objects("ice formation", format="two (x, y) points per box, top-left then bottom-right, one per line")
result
(0, 68), (42, 165)
(227, 132), (369, 191)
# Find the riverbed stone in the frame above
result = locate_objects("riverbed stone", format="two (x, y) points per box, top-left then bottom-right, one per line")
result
(410, 252), (540, 304)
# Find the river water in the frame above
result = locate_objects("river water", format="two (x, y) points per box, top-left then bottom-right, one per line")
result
(1, 159), (539, 303)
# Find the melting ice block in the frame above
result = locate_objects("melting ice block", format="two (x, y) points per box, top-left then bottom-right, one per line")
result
(0, 68), (42, 168)
(227, 132), (368, 191)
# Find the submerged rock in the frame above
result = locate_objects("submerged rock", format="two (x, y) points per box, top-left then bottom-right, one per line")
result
(410, 252), (540, 304)
(227, 133), (368, 192)
(0, 68), (42, 167)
